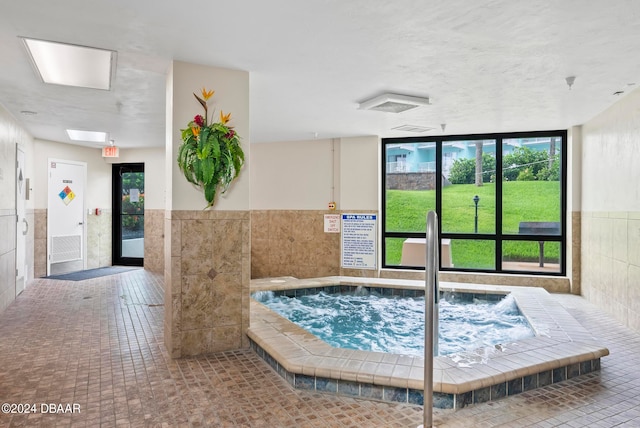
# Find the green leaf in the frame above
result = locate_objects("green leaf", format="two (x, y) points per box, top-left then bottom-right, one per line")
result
(213, 123), (228, 133)
(193, 158), (202, 182)
(199, 126), (210, 152)
(202, 157), (215, 185)
(230, 141), (244, 176)
(204, 182), (217, 205)
(178, 142), (199, 185)
(210, 134), (221, 159)
(200, 143), (210, 159)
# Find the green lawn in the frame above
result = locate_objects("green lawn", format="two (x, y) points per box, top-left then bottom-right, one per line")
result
(385, 181), (561, 267)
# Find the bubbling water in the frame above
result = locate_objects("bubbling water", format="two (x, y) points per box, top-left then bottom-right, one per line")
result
(255, 290), (534, 356)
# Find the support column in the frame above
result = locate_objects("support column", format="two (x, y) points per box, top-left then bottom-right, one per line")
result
(164, 61), (250, 357)
(568, 125), (582, 295)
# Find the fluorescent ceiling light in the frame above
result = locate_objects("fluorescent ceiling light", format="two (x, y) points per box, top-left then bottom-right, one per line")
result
(359, 93), (430, 113)
(67, 129), (107, 143)
(22, 38), (115, 90)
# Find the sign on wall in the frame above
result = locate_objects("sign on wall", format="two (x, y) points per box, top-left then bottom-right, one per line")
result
(341, 213), (377, 269)
(324, 214), (340, 233)
(102, 146), (119, 158)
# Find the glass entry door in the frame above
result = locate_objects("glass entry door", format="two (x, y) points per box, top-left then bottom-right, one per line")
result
(112, 163), (144, 266)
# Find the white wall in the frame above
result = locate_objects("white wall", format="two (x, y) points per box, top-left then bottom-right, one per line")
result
(251, 139), (335, 210)
(582, 90), (640, 212)
(167, 61), (250, 211)
(338, 136), (379, 210)
(568, 126), (582, 212)
(250, 136), (379, 210)
(581, 85), (640, 332)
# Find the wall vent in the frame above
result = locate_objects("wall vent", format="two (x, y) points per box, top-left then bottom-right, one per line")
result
(51, 235), (82, 263)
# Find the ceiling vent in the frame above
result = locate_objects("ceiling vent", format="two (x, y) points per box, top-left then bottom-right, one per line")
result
(391, 124), (435, 133)
(359, 93), (430, 113)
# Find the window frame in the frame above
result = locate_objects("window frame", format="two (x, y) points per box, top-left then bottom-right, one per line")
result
(381, 130), (567, 276)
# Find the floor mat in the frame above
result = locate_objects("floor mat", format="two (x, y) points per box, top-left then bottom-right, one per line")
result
(43, 266), (140, 281)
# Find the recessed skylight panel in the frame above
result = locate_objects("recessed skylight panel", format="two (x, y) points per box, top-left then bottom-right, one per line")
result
(66, 129), (107, 143)
(23, 38), (115, 90)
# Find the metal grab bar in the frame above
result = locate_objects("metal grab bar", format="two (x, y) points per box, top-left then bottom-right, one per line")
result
(423, 210), (439, 428)
(428, 211), (439, 357)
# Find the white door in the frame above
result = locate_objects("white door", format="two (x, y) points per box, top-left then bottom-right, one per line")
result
(16, 146), (27, 293)
(47, 159), (86, 276)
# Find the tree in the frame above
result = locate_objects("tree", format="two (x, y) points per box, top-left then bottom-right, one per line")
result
(475, 141), (483, 186)
(449, 153), (496, 184)
(502, 147), (548, 181)
(536, 153), (560, 181)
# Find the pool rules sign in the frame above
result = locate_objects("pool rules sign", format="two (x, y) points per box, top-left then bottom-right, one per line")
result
(341, 214), (377, 269)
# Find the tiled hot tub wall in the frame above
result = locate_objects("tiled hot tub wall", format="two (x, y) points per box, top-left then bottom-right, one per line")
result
(248, 278), (608, 409)
(249, 336), (602, 409)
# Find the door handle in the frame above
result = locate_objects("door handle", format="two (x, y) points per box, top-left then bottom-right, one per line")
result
(78, 222), (84, 226)
(22, 218), (28, 236)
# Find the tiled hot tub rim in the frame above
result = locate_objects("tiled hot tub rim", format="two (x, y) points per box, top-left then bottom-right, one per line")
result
(248, 277), (609, 409)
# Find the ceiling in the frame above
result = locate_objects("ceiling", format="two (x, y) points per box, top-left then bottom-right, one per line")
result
(1, 1), (639, 149)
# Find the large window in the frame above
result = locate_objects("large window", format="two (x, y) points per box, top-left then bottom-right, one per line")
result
(382, 131), (567, 275)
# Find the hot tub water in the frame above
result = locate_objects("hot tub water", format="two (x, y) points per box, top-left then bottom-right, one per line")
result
(253, 289), (534, 356)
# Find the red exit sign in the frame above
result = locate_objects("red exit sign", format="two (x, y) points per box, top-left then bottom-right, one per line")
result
(102, 146), (119, 157)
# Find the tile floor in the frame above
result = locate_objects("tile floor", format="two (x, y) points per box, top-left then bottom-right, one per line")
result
(0, 269), (639, 427)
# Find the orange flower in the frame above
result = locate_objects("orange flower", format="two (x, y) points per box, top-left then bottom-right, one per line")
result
(201, 88), (214, 101)
(191, 126), (200, 137)
(220, 110), (231, 124)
